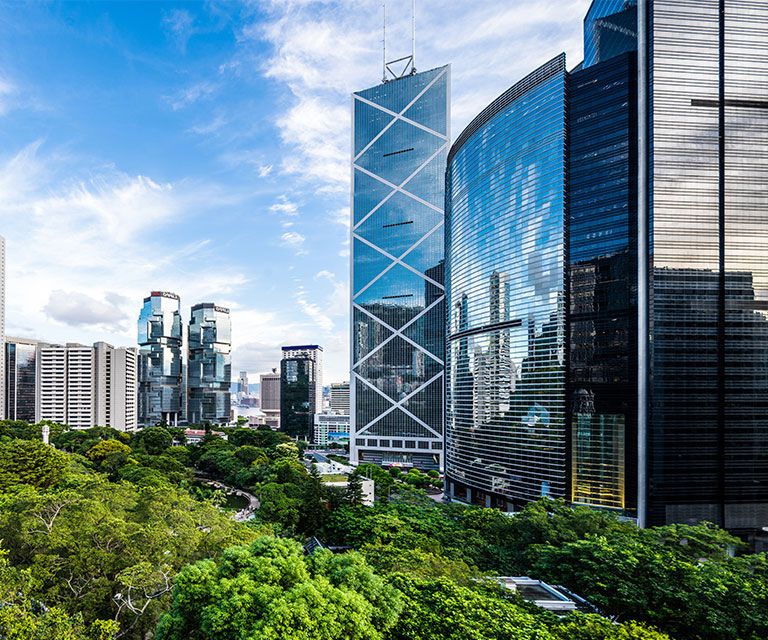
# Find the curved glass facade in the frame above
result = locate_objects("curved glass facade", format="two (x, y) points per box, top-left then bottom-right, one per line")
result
(445, 55), (568, 508)
(187, 303), (232, 424)
(137, 292), (183, 426)
(351, 66), (449, 470)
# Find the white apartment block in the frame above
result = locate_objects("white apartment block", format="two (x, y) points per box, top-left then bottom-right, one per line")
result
(37, 342), (138, 431)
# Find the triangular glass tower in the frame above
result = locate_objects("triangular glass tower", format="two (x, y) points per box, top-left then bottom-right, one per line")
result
(350, 65), (450, 471)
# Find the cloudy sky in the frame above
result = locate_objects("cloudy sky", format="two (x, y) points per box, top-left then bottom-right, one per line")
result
(0, 0), (589, 382)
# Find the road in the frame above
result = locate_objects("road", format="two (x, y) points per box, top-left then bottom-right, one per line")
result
(195, 475), (259, 521)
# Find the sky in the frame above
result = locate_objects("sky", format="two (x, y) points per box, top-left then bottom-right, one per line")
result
(0, 0), (590, 383)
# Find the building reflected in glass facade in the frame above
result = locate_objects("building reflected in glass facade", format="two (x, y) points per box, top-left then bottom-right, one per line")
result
(569, 50), (637, 512)
(187, 303), (232, 424)
(443, 0), (768, 531)
(350, 65), (449, 471)
(5, 337), (39, 423)
(642, 0), (768, 529)
(137, 291), (183, 426)
(445, 55), (568, 508)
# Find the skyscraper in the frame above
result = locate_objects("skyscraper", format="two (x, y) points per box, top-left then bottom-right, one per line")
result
(260, 368), (281, 428)
(37, 342), (138, 431)
(280, 345), (322, 440)
(5, 337), (40, 423)
(350, 64), (450, 471)
(137, 291), (183, 426)
(187, 303), (232, 424)
(638, 0), (768, 529)
(238, 371), (249, 396)
(445, 55), (568, 508)
(444, 0), (768, 531)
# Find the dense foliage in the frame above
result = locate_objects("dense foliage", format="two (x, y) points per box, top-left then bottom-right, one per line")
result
(0, 419), (766, 640)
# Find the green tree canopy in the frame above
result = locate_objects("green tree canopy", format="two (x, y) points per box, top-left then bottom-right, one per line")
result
(0, 439), (69, 490)
(155, 536), (402, 640)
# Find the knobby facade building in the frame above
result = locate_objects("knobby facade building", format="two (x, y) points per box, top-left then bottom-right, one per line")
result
(350, 64), (450, 471)
(187, 303), (232, 424)
(443, 0), (768, 532)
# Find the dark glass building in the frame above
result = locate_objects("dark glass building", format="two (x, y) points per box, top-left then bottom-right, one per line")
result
(445, 55), (568, 508)
(444, 0), (768, 532)
(5, 338), (39, 423)
(640, 0), (768, 529)
(281, 345), (322, 440)
(350, 65), (449, 470)
(568, 50), (638, 512)
(137, 291), (183, 426)
(187, 303), (232, 424)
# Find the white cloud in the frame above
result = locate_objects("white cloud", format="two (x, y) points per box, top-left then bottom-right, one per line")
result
(0, 77), (17, 117)
(44, 290), (129, 330)
(258, 164), (273, 177)
(280, 230), (306, 249)
(0, 141), (247, 348)
(269, 195), (299, 216)
(254, 0), (588, 195)
(164, 81), (218, 111)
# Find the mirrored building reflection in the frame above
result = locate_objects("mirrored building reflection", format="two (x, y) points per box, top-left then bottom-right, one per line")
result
(444, 0), (768, 533)
(350, 64), (450, 471)
(137, 291), (183, 426)
(445, 55), (568, 508)
(187, 303), (232, 424)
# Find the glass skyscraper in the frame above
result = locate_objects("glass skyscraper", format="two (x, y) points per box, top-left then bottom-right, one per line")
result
(445, 55), (568, 508)
(444, 0), (768, 532)
(350, 65), (449, 471)
(281, 345), (322, 440)
(187, 303), (232, 424)
(640, 0), (768, 529)
(138, 291), (183, 426)
(5, 338), (39, 423)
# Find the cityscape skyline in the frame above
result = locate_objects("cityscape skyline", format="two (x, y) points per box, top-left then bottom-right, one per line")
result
(0, 1), (592, 383)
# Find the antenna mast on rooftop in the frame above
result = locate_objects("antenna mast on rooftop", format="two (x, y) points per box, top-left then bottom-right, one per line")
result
(382, 0), (417, 82)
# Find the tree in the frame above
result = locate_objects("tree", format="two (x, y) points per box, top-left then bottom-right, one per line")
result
(345, 472), (365, 506)
(131, 427), (172, 456)
(86, 439), (132, 462)
(155, 536), (401, 640)
(0, 439), (69, 490)
(298, 465), (327, 535)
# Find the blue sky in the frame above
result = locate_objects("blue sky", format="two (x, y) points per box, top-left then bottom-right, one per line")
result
(0, 0), (589, 382)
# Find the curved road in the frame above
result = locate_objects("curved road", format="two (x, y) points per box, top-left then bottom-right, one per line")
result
(195, 475), (259, 521)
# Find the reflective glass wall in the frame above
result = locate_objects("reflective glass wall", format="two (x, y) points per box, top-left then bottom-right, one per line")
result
(5, 340), (37, 422)
(281, 346), (322, 440)
(187, 303), (232, 424)
(137, 292), (183, 426)
(569, 51), (638, 513)
(445, 55), (568, 508)
(351, 66), (449, 470)
(646, 0), (768, 529)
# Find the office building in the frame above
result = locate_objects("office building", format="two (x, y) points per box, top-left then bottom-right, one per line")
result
(329, 381), (350, 415)
(37, 342), (138, 431)
(444, 0), (768, 531)
(260, 368), (280, 429)
(137, 291), (183, 426)
(187, 303), (232, 424)
(280, 345), (322, 440)
(238, 371), (249, 396)
(445, 55), (568, 507)
(350, 63), (450, 471)
(5, 337), (41, 422)
(314, 413), (350, 448)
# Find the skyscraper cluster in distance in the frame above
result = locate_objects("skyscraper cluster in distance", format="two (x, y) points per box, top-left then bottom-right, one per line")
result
(350, 0), (768, 533)
(137, 291), (232, 427)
